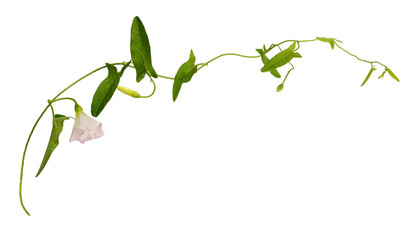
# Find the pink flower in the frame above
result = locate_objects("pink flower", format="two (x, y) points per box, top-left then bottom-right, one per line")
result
(70, 105), (104, 143)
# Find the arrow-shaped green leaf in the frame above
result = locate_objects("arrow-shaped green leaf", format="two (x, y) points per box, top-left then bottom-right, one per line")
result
(173, 50), (197, 102)
(36, 114), (69, 177)
(91, 62), (131, 117)
(261, 42), (297, 72)
(256, 49), (281, 78)
(130, 16), (157, 82)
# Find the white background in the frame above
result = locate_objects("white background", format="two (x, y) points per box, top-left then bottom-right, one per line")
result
(1, 0), (419, 239)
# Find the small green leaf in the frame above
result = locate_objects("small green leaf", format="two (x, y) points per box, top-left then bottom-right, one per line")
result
(361, 67), (376, 87)
(316, 37), (339, 49)
(36, 114), (69, 177)
(91, 62), (131, 117)
(261, 42), (296, 72)
(378, 69), (387, 79)
(173, 50), (197, 102)
(130, 16), (157, 82)
(256, 49), (281, 78)
(386, 68), (400, 82)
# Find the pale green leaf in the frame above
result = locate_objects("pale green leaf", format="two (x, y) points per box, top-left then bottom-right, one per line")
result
(361, 67), (376, 87)
(386, 68), (400, 82)
(256, 49), (281, 78)
(261, 42), (296, 72)
(317, 37), (338, 49)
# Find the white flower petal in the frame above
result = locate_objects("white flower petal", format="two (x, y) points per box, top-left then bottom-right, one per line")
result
(70, 111), (104, 143)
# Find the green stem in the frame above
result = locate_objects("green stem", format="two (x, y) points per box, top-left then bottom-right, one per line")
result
(19, 63), (125, 216)
(334, 43), (387, 68)
(49, 104), (55, 117)
(266, 39), (317, 53)
(138, 76), (157, 98)
(276, 45), (295, 85)
(50, 97), (79, 106)
(19, 105), (49, 216)
(125, 64), (174, 80)
(283, 62), (295, 84)
(157, 74), (174, 80)
(197, 53), (260, 71)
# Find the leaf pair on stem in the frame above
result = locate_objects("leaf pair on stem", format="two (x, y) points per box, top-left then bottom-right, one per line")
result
(361, 66), (400, 86)
(257, 42), (302, 91)
(92, 16), (159, 117)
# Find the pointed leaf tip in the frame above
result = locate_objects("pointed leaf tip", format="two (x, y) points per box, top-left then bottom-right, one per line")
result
(386, 68), (400, 82)
(293, 52), (302, 58)
(173, 50), (197, 101)
(361, 67), (376, 87)
(36, 114), (69, 177)
(130, 16), (157, 82)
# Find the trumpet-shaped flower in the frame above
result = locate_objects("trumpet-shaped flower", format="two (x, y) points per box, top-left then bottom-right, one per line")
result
(70, 105), (104, 143)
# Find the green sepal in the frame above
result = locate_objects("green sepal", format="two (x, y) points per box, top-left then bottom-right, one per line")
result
(36, 114), (69, 177)
(256, 49), (281, 78)
(316, 37), (342, 50)
(130, 16), (157, 82)
(361, 67), (377, 87)
(173, 50), (197, 102)
(386, 68), (400, 82)
(91, 61), (131, 117)
(261, 42), (296, 73)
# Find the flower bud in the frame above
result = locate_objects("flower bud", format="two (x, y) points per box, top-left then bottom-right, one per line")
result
(276, 83), (284, 92)
(117, 86), (141, 98)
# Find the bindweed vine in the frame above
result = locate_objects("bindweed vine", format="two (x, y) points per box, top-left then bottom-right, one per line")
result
(19, 16), (400, 216)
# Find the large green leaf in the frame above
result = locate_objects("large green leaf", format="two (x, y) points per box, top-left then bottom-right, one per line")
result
(256, 49), (281, 78)
(261, 42), (298, 73)
(173, 50), (197, 102)
(36, 114), (69, 177)
(91, 62), (131, 117)
(130, 16), (157, 82)
(361, 67), (376, 87)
